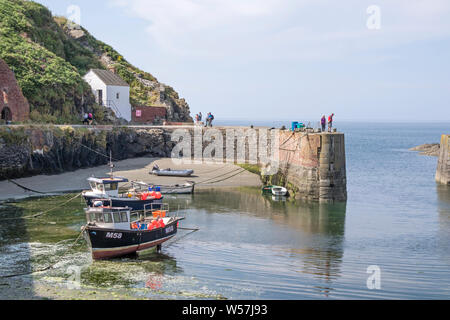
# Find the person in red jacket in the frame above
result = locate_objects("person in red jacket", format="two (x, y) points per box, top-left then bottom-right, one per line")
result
(328, 113), (335, 132)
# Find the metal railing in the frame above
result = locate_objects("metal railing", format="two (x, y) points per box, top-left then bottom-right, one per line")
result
(105, 100), (123, 119)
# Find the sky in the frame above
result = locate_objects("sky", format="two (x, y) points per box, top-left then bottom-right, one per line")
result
(36, 0), (450, 122)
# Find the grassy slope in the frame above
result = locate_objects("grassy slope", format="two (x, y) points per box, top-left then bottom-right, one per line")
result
(0, 0), (191, 123)
(0, 0), (96, 123)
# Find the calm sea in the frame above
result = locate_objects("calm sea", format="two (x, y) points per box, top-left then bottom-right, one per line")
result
(1, 122), (449, 299)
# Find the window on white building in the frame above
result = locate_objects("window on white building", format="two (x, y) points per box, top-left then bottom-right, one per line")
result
(116, 93), (120, 99)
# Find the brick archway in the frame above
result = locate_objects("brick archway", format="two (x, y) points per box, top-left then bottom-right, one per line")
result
(1, 107), (12, 122)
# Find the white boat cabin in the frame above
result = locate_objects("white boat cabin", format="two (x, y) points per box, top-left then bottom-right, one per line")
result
(86, 206), (132, 231)
(87, 177), (129, 198)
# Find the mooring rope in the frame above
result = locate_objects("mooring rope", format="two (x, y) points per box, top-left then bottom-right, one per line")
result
(197, 168), (248, 185)
(7, 179), (52, 195)
(77, 142), (120, 162)
(165, 227), (200, 248)
(195, 167), (244, 185)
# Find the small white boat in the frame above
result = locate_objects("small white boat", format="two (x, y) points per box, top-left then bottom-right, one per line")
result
(271, 186), (288, 197)
(131, 181), (195, 195)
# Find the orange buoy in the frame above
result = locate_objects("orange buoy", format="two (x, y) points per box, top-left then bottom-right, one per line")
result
(152, 210), (161, 219)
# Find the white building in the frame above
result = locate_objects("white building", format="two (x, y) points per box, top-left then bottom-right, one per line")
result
(83, 69), (132, 122)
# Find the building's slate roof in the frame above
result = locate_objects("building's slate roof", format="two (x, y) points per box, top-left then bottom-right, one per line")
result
(90, 69), (129, 87)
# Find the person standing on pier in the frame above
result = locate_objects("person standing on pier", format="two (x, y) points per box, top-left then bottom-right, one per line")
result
(321, 115), (326, 132)
(208, 113), (215, 127)
(328, 113), (335, 132)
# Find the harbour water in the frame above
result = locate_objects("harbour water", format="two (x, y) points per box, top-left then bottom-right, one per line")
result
(0, 122), (449, 299)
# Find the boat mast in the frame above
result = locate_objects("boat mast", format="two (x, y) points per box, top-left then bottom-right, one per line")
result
(108, 150), (114, 179)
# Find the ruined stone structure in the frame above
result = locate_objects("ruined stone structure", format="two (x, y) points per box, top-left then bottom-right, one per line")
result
(0, 58), (30, 123)
(132, 106), (167, 124)
(436, 134), (450, 185)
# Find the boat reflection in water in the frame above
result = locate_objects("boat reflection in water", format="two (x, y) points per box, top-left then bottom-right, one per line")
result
(167, 187), (347, 298)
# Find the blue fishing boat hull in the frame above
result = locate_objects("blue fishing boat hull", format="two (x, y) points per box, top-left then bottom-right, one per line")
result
(83, 195), (163, 211)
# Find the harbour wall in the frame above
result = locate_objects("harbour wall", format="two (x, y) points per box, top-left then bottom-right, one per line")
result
(0, 125), (347, 202)
(436, 134), (450, 185)
(263, 131), (347, 203)
(169, 127), (347, 202)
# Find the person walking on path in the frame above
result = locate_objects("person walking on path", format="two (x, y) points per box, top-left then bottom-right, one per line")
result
(195, 114), (200, 125)
(199, 112), (203, 123)
(321, 116), (326, 132)
(82, 113), (89, 125)
(88, 112), (94, 125)
(328, 113), (335, 132)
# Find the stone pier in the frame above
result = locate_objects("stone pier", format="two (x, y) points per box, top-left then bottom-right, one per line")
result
(436, 134), (450, 185)
(265, 131), (347, 203)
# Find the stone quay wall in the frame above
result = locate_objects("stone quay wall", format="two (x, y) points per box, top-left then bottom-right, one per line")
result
(436, 134), (450, 185)
(0, 125), (347, 202)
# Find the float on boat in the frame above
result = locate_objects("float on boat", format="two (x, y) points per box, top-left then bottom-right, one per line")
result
(84, 201), (184, 260)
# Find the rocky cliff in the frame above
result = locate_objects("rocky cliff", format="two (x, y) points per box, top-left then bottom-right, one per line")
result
(410, 144), (440, 157)
(0, 126), (175, 179)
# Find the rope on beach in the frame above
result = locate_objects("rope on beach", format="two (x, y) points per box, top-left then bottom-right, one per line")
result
(195, 167), (245, 185)
(0, 224), (87, 279)
(7, 179), (53, 195)
(197, 168), (248, 185)
(0, 193), (82, 221)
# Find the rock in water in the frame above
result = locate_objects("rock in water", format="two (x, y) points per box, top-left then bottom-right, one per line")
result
(409, 144), (440, 157)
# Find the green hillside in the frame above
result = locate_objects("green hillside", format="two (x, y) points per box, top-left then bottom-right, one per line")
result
(0, 0), (191, 124)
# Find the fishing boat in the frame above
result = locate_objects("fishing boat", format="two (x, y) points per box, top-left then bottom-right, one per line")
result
(82, 159), (163, 211)
(82, 176), (163, 211)
(150, 164), (194, 177)
(84, 201), (184, 260)
(131, 181), (195, 195)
